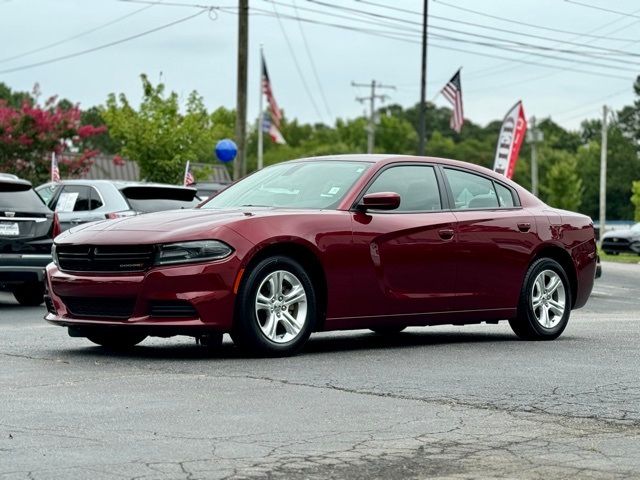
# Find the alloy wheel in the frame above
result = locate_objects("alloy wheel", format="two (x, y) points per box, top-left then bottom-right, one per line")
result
(254, 270), (308, 343)
(530, 269), (566, 329)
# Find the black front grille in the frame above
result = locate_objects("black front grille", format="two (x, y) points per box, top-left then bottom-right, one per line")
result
(57, 245), (155, 273)
(149, 300), (198, 318)
(62, 296), (136, 319)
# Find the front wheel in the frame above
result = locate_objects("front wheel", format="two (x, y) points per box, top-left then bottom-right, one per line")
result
(509, 258), (572, 341)
(232, 256), (317, 356)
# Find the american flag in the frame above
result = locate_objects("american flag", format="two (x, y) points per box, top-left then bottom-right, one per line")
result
(261, 53), (286, 144)
(51, 152), (61, 183)
(441, 69), (464, 133)
(183, 160), (195, 187)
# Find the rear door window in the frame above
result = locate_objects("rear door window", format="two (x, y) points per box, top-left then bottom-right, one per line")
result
(54, 185), (92, 212)
(444, 168), (499, 210)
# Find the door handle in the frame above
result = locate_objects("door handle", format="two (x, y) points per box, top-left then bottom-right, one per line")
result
(438, 228), (455, 240)
(517, 222), (531, 232)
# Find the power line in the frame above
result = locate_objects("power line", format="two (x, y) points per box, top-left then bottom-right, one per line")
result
(308, 0), (640, 60)
(428, 0), (640, 42)
(247, 8), (633, 80)
(0, 2), (157, 65)
(0, 9), (210, 75)
(270, 2), (325, 122)
(553, 87), (632, 119)
(291, 0), (333, 121)
(299, 2), (640, 72)
(564, 0), (640, 20)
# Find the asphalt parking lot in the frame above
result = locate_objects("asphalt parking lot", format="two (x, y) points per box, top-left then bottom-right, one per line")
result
(1, 261), (638, 479)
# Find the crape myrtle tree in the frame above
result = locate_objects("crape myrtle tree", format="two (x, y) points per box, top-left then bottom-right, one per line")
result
(0, 83), (105, 185)
(102, 75), (234, 184)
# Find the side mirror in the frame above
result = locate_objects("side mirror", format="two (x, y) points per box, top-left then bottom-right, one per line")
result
(358, 192), (401, 211)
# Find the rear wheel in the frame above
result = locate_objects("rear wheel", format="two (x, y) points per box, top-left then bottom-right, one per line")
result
(13, 283), (45, 306)
(232, 256), (317, 356)
(509, 258), (571, 340)
(86, 331), (147, 350)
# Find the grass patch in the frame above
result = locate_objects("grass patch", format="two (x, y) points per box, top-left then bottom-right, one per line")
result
(599, 249), (640, 264)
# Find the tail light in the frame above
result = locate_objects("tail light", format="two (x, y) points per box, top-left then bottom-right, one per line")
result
(52, 212), (61, 238)
(105, 210), (137, 220)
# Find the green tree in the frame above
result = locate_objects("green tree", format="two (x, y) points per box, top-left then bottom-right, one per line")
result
(632, 181), (640, 222)
(102, 75), (234, 183)
(540, 149), (583, 211)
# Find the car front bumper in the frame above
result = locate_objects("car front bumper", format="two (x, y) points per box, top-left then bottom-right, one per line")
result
(44, 256), (241, 333)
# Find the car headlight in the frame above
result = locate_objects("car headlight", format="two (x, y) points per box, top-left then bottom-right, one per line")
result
(155, 240), (233, 266)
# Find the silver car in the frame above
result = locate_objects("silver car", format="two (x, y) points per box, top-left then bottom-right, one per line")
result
(36, 180), (200, 232)
(601, 222), (640, 255)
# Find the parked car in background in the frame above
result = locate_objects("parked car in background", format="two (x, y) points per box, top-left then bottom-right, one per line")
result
(1, 176), (59, 305)
(601, 222), (640, 255)
(44, 155), (597, 355)
(36, 180), (200, 232)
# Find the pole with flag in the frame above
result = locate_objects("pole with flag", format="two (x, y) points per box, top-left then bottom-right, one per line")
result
(493, 101), (527, 179)
(439, 68), (464, 133)
(183, 160), (195, 187)
(50, 152), (60, 183)
(257, 48), (286, 170)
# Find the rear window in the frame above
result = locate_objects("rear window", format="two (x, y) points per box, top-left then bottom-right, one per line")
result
(0, 183), (49, 212)
(121, 186), (199, 213)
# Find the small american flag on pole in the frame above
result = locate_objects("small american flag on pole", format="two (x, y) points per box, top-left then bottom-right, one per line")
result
(261, 53), (286, 144)
(440, 69), (464, 133)
(51, 152), (61, 183)
(183, 160), (195, 187)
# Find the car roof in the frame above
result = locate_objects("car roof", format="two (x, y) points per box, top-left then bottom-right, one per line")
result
(289, 154), (509, 179)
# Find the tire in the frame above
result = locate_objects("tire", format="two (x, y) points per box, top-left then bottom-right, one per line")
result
(86, 331), (147, 350)
(509, 258), (572, 341)
(13, 283), (45, 306)
(370, 326), (406, 335)
(232, 255), (317, 356)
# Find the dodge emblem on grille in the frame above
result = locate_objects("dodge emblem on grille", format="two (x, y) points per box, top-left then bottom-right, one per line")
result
(4, 211), (15, 217)
(120, 263), (144, 268)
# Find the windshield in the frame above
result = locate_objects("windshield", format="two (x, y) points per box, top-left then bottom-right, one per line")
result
(201, 160), (371, 210)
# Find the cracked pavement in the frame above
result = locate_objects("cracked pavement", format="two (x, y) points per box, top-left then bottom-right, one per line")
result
(0, 261), (638, 479)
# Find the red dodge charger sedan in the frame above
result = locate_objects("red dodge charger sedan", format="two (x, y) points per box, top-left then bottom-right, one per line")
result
(44, 155), (597, 356)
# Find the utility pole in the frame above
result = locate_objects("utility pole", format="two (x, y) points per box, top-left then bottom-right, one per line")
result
(418, 0), (429, 155)
(527, 116), (543, 196)
(234, 0), (248, 180)
(352, 80), (396, 154)
(599, 105), (608, 243)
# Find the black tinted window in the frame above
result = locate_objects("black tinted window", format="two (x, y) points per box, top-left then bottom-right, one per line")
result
(366, 165), (442, 212)
(0, 187), (49, 212)
(126, 198), (200, 213)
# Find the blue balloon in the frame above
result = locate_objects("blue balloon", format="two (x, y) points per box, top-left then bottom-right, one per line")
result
(215, 139), (237, 163)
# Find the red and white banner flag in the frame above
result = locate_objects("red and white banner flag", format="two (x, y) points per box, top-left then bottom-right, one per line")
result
(51, 152), (61, 182)
(493, 101), (527, 179)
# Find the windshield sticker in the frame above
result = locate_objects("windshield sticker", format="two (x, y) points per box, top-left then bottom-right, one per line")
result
(327, 186), (340, 195)
(56, 192), (79, 212)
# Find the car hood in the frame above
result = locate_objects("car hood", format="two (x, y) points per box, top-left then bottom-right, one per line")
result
(602, 228), (640, 240)
(54, 207), (325, 245)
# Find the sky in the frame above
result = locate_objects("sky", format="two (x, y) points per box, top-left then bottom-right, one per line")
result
(0, 0), (638, 132)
